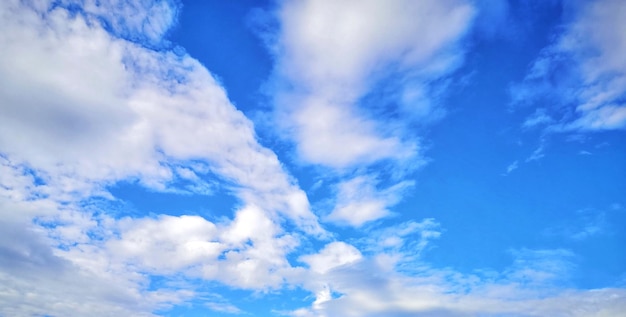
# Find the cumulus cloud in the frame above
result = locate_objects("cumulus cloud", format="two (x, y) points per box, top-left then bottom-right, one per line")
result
(2, 0), (625, 316)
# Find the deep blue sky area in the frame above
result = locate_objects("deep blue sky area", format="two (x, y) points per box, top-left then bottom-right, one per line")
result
(171, 0), (274, 114)
(1, 0), (625, 316)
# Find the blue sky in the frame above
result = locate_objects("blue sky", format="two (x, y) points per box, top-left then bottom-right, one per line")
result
(0, 0), (625, 316)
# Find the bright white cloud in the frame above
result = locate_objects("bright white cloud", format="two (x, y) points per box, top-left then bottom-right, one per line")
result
(109, 215), (221, 272)
(0, 0), (323, 314)
(299, 241), (362, 274)
(504, 160), (519, 175)
(325, 175), (413, 227)
(0, 0), (322, 234)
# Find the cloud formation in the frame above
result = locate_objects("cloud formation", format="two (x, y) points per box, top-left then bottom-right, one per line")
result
(266, 0), (475, 227)
(1, 0), (624, 316)
(272, 0), (474, 168)
(0, 0), (321, 314)
(512, 0), (626, 131)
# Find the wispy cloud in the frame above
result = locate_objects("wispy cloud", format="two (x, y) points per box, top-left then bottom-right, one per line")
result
(270, 0), (475, 169)
(263, 0), (476, 231)
(325, 175), (414, 227)
(286, 247), (626, 317)
(503, 160), (519, 175)
(544, 207), (610, 241)
(511, 0), (626, 132)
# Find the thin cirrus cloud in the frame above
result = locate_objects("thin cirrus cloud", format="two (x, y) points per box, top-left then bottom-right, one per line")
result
(325, 175), (414, 227)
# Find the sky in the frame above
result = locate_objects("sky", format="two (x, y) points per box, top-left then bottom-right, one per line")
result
(0, 0), (625, 316)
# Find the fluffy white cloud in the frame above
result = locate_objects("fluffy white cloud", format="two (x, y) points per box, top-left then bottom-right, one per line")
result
(325, 176), (413, 227)
(0, 0), (323, 314)
(268, 0), (475, 231)
(0, 0), (322, 234)
(299, 241), (362, 274)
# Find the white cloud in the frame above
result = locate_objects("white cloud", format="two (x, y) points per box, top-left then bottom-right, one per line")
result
(0, 0), (325, 314)
(0, 197), (194, 316)
(267, 0), (475, 235)
(299, 241), (362, 275)
(272, 0), (475, 168)
(3, 1), (625, 316)
(523, 108), (554, 129)
(289, 248), (626, 317)
(359, 219), (441, 257)
(325, 176), (414, 227)
(0, 0), (323, 234)
(526, 143), (545, 162)
(512, 0), (626, 131)
(109, 215), (222, 272)
(205, 301), (243, 315)
(80, 0), (180, 43)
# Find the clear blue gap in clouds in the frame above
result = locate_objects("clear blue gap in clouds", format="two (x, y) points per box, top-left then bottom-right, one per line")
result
(170, 0), (273, 115)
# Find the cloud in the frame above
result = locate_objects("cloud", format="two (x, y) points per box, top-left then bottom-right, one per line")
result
(325, 176), (413, 227)
(265, 0), (475, 230)
(0, 197), (194, 316)
(2, 1), (625, 316)
(0, 0), (323, 314)
(523, 108), (554, 129)
(511, 0), (626, 131)
(205, 301), (244, 315)
(299, 241), (362, 275)
(526, 142), (546, 162)
(504, 160), (519, 175)
(270, 0), (475, 168)
(0, 0), (323, 234)
(543, 207), (610, 241)
(288, 247), (626, 317)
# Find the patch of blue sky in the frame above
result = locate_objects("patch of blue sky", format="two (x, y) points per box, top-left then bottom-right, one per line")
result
(108, 180), (237, 218)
